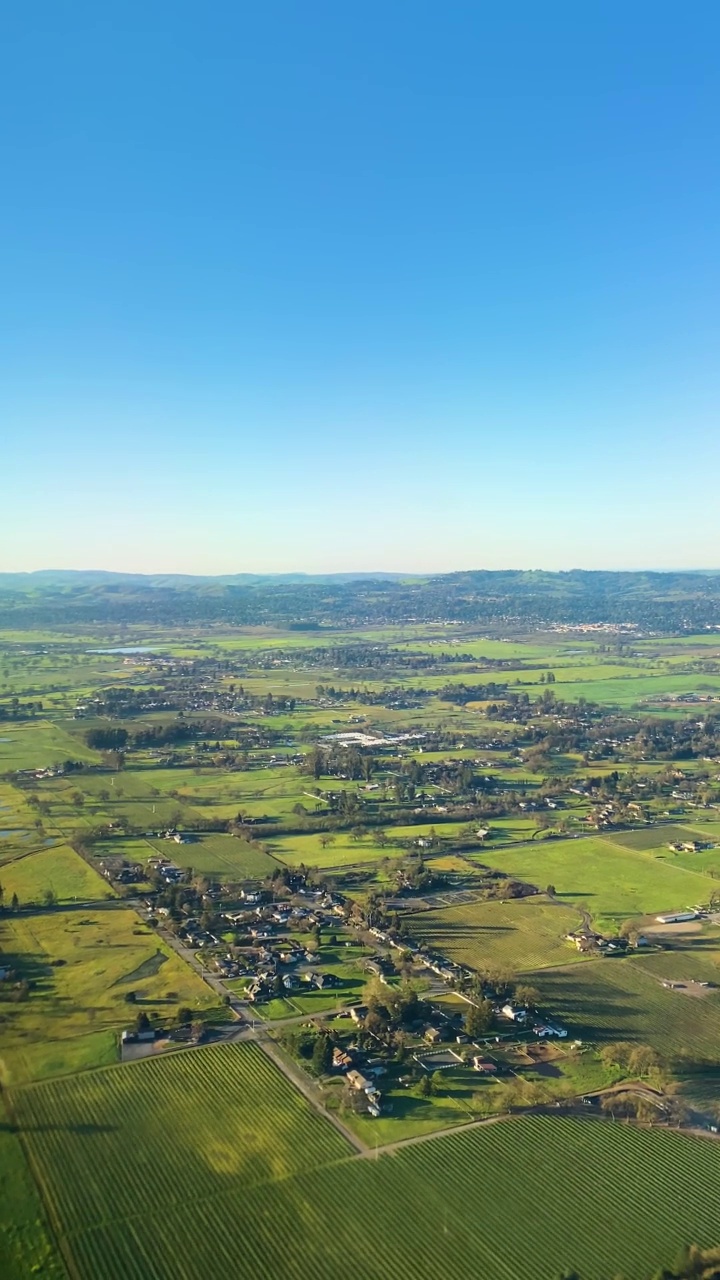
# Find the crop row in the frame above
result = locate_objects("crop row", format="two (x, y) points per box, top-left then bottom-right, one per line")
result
(11, 1042), (351, 1236)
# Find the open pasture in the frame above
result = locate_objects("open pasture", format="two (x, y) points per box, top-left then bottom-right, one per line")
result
(142, 832), (281, 881)
(0, 844), (112, 905)
(0, 905), (218, 1086)
(468, 834), (714, 930)
(407, 895), (587, 973)
(9, 1046), (720, 1280)
(0, 720), (100, 771)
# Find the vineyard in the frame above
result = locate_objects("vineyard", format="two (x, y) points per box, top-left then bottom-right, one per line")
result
(9, 1042), (351, 1240)
(9, 1044), (720, 1279)
(538, 956), (720, 1058)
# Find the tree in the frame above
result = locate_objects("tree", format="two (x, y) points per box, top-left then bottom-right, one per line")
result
(176, 1006), (193, 1026)
(42, 888), (57, 908)
(465, 999), (494, 1038)
(546, 884), (557, 897)
(11, 892), (18, 912)
(627, 1044), (661, 1078)
(514, 984), (540, 1010)
(135, 1010), (152, 1034)
(311, 1032), (333, 1076)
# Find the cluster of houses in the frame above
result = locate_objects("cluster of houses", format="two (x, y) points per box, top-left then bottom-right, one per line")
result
(148, 856), (185, 884)
(187, 891), (351, 1002)
(331, 1046), (384, 1117)
(499, 1001), (567, 1038)
(565, 929), (638, 956)
(97, 855), (143, 884)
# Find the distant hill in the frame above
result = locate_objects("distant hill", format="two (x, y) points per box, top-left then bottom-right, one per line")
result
(0, 568), (719, 632)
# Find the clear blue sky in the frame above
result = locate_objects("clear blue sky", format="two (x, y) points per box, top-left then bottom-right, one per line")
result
(2, 2), (719, 574)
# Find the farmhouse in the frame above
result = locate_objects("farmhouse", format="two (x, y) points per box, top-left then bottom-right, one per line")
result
(501, 1003), (527, 1023)
(346, 1069), (375, 1094)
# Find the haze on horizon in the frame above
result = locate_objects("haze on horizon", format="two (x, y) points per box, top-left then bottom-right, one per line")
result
(2, 2), (719, 577)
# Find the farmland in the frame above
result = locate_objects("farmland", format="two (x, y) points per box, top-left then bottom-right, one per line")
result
(4, 618), (720, 1274)
(467, 835), (715, 931)
(0, 903), (219, 1086)
(7, 1042), (720, 1279)
(407, 894), (589, 973)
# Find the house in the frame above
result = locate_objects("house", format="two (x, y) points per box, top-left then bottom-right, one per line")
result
(501, 1003), (527, 1022)
(332, 1048), (354, 1071)
(536, 1024), (568, 1039)
(472, 1056), (496, 1074)
(424, 1027), (441, 1045)
(346, 1069), (373, 1093)
(350, 1005), (367, 1024)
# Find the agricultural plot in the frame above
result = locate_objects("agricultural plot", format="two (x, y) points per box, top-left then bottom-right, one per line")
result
(407, 895), (588, 973)
(9, 1042), (351, 1239)
(537, 954), (720, 1060)
(0, 844), (112, 905)
(0, 1096), (64, 1279)
(141, 832), (280, 881)
(0, 720), (100, 771)
(468, 834), (714, 930)
(9, 1050), (720, 1280)
(0, 906), (219, 1086)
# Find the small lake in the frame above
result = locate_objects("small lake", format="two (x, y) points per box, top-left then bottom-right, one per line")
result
(88, 646), (160, 655)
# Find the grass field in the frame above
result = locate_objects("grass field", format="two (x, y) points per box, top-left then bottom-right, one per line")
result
(0, 844), (112, 905)
(0, 721), (100, 771)
(407, 895), (588, 973)
(141, 832), (281, 881)
(7, 1043), (720, 1279)
(468, 833), (714, 930)
(0, 906), (219, 1085)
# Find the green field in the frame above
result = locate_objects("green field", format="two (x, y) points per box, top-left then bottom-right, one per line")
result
(7, 1042), (720, 1279)
(407, 894), (589, 973)
(468, 833), (714, 930)
(0, 906), (219, 1086)
(0, 844), (112, 905)
(141, 832), (281, 881)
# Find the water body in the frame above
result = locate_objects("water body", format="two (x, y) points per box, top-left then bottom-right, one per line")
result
(88, 646), (160, 655)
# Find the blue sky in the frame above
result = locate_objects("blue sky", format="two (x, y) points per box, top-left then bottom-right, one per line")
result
(1, 2), (719, 574)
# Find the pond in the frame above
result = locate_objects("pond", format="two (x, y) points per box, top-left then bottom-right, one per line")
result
(87, 646), (160, 654)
